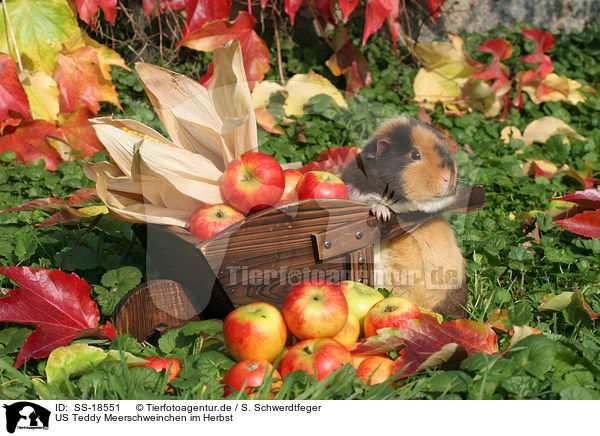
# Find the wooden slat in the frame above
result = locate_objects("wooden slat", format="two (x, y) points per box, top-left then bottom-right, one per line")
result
(313, 185), (486, 260)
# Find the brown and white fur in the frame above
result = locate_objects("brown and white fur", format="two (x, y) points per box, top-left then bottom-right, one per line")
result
(340, 117), (467, 318)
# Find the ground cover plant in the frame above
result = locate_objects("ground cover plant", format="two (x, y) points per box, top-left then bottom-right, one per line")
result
(0, 2), (599, 399)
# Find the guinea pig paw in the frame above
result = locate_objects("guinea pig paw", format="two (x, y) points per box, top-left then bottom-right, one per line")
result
(371, 204), (391, 221)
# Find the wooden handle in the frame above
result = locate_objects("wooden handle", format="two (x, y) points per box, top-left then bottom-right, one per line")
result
(312, 185), (485, 261)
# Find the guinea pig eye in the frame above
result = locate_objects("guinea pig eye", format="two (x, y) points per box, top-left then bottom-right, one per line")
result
(411, 150), (421, 161)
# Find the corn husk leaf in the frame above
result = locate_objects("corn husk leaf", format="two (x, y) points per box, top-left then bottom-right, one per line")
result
(87, 39), (258, 226)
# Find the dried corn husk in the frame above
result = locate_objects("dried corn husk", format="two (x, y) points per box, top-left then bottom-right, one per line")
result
(86, 39), (258, 227)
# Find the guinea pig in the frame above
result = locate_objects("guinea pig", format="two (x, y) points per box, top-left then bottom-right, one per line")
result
(340, 117), (467, 318)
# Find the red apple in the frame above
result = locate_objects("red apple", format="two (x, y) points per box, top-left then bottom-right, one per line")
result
(223, 302), (287, 362)
(279, 338), (352, 381)
(283, 279), (348, 340)
(222, 151), (285, 214)
(295, 171), (348, 200)
(356, 356), (395, 385)
(223, 359), (282, 397)
(277, 169), (303, 204)
(339, 281), (384, 335)
(188, 203), (244, 240)
(364, 296), (421, 338)
(331, 311), (360, 346)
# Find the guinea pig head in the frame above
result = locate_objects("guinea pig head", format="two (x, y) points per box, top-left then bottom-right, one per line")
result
(364, 118), (458, 211)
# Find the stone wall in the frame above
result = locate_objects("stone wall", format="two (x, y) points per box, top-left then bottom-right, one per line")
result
(419, 0), (600, 40)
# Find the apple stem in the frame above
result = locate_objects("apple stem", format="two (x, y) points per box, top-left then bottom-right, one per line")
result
(216, 209), (224, 219)
(303, 346), (313, 355)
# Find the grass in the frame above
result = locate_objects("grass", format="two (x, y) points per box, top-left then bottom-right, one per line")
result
(0, 20), (600, 399)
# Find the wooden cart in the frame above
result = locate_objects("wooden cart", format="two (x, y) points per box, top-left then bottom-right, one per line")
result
(113, 185), (485, 341)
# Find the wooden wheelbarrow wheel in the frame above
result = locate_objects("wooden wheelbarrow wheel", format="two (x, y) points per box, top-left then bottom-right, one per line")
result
(112, 279), (201, 342)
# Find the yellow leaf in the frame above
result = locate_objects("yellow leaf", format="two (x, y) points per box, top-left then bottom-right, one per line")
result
(521, 73), (586, 105)
(414, 35), (478, 80)
(77, 205), (109, 217)
(412, 68), (465, 113)
(0, 0), (80, 74)
(521, 116), (587, 146)
(283, 72), (348, 117)
(19, 71), (60, 122)
(501, 126), (522, 144)
(251, 81), (287, 109)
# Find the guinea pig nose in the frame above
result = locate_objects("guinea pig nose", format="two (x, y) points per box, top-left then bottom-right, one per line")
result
(442, 176), (450, 185)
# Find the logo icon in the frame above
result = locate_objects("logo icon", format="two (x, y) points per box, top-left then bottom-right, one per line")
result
(3, 402), (50, 433)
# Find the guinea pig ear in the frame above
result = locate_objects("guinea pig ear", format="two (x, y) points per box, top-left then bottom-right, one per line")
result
(363, 138), (390, 159)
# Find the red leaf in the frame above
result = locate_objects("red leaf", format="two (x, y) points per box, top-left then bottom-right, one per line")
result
(57, 107), (104, 158)
(199, 63), (215, 88)
(54, 47), (122, 114)
(284, 0), (304, 25)
(327, 29), (371, 95)
(300, 146), (361, 174)
(554, 210), (600, 239)
(550, 188), (600, 210)
(0, 188), (99, 214)
(472, 39), (513, 91)
(425, 0), (445, 19)
(0, 120), (62, 170)
(99, 321), (117, 340)
(75, 0), (117, 27)
(143, 0), (187, 17)
(354, 313), (498, 377)
(316, 0), (334, 23)
(362, 0), (398, 46)
(185, 13), (270, 91)
(339, 0), (359, 22)
(184, 0), (232, 35)
(179, 11), (257, 51)
(521, 28), (554, 85)
(238, 30), (271, 89)
(0, 54), (31, 125)
(0, 267), (101, 368)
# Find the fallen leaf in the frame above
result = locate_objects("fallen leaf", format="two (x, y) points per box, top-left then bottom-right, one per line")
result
(471, 39), (512, 91)
(238, 29), (271, 89)
(550, 187), (600, 210)
(0, 187), (100, 214)
(353, 313), (498, 377)
(554, 210), (600, 239)
(538, 290), (599, 320)
(35, 205), (108, 227)
(57, 107), (105, 158)
(0, 267), (103, 368)
(486, 308), (510, 332)
(0, 54), (31, 124)
(425, 0), (445, 19)
(521, 28), (554, 86)
(0, 120), (63, 170)
(521, 116), (586, 146)
(521, 73), (586, 105)
(54, 47), (122, 114)
(255, 107), (287, 135)
(283, 72), (348, 117)
(507, 325), (543, 349)
(46, 344), (147, 386)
